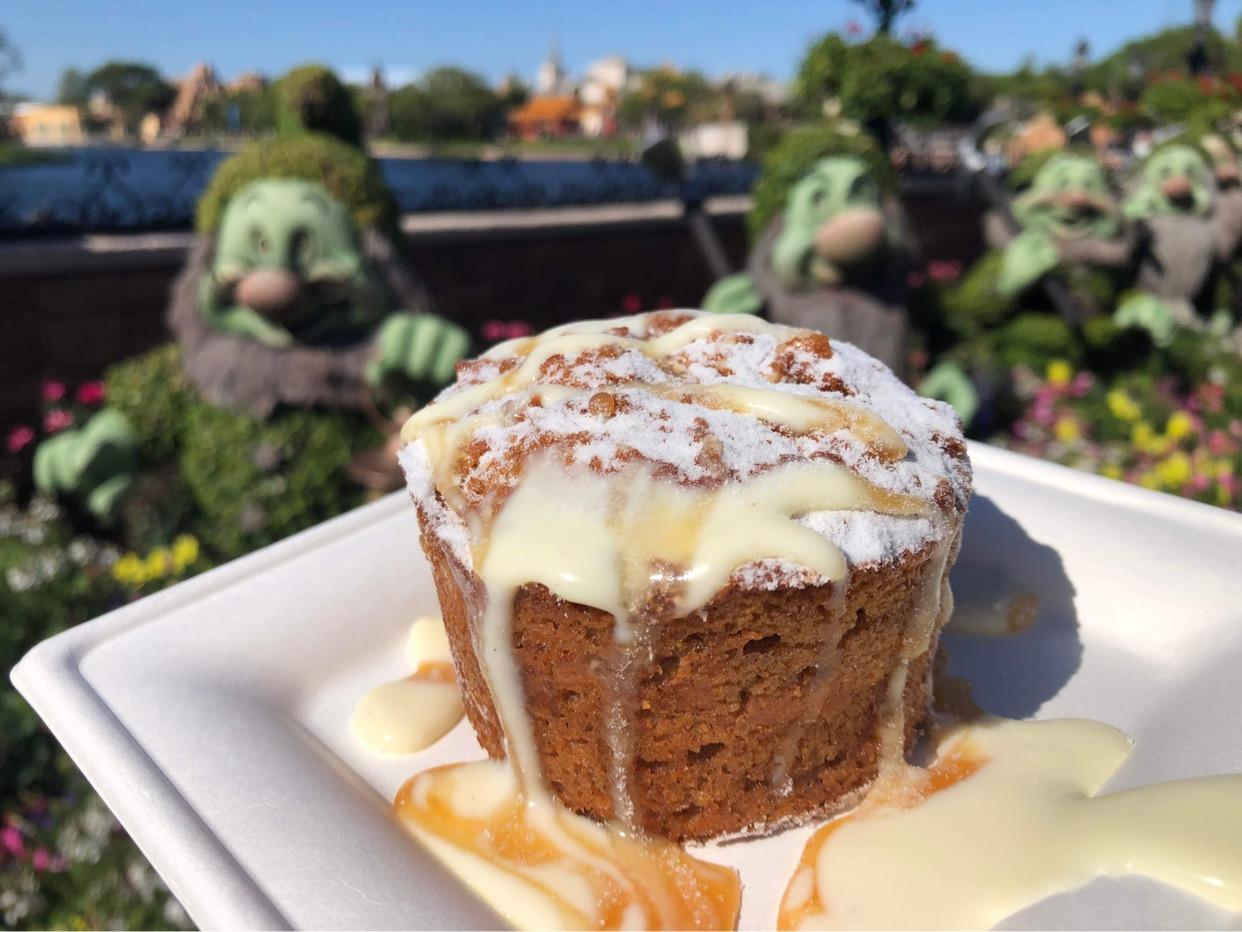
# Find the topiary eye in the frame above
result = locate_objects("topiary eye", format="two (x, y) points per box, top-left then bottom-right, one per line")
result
(810, 186), (827, 206)
(250, 227), (270, 255)
(290, 227), (317, 270)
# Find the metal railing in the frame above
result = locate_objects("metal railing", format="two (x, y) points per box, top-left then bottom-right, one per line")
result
(0, 148), (760, 238)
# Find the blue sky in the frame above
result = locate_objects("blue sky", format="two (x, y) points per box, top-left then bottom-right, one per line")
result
(5, 0), (1242, 100)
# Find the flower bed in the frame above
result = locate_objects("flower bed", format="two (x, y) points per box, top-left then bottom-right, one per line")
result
(997, 359), (1241, 510)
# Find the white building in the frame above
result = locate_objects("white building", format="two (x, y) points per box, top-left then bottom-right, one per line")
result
(535, 39), (572, 95)
(579, 56), (629, 137)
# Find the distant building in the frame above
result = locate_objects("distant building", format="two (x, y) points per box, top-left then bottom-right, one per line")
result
(508, 94), (581, 140)
(680, 121), (748, 159)
(365, 66), (390, 138)
(536, 39), (573, 95)
(165, 62), (221, 136)
(87, 90), (126, 139)
(10, 103), (84, 146)
(226, 71), (267, 95)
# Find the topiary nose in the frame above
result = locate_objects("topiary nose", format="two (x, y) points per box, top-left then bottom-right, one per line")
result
(813, 207), (886, 266)
(235, 267), (304, 318)
(1160, 176), (1193, 204)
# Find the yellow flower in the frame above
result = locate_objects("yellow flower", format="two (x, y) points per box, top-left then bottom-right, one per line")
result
(1106, 389), (1142, 423)
(171, 534), (200, 572)
(1164, 411), (1194, 442)
(1100, 464), (1123, 480)
(145, 548), (172, 579)
(1138, 471), (1161, 490)
(1052, 415), (1081, 443)
(1131, 420), (1169, 455)
(112, 552), (145, 586)
(1045, 359), (1073, 388)
(1217, 485), (1233, 506)
(1155, 452), (1192, 488)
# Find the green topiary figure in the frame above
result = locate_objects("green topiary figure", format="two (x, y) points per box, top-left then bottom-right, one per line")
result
(925, 151), (1143, 427)
(276, 64), (365, 147)
(702, 127), (912, 374)
(1111, 142), (1241, 347)
(33, 133), (468, 559)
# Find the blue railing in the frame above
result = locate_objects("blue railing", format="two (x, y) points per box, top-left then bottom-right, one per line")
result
(0, 147), (760, 237)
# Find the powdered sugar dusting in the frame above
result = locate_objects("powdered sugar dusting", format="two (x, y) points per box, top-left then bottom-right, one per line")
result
(401, 310), (971, 583)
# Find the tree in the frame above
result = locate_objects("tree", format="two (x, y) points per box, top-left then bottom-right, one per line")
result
(56, 67), (88, 106)
(850, 0), (915, 36)
(388, 67), (502, 141)
(794, 33), (980, 146)
(83, 61), (175, 132)
(617, 66), (716, 134)
(0, 27), (21, 101)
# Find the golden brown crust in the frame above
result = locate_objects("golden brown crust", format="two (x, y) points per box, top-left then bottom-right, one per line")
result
(419, 503), (954, 842)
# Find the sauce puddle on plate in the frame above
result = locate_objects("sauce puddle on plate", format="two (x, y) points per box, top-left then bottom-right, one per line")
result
(779, 716), (1242, 930)
(352, 615), (465, 755)
(395, 759), (741, 930)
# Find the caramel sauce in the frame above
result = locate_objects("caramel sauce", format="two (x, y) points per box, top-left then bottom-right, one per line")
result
(395, 761), (741, 930)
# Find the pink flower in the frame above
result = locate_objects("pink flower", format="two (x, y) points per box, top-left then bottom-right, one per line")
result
(927, 259), (962, 282)
(621, 293), (644, 314)
(1070, 372), (1094, 397)
(1, 826), (23, 856)
(76, 380), (105, 405)
(1209, 430), (1232, 456)
(43, 409), (74, 433)
(41, 379), (66, 402)
(656, 295), (675, 309)
(31, 847), (50, 871)
(5, 425), (35, 454)
(1189, 473), (1212, 493)
(844, 19), (863, 37)
(481, 319), (535, 343)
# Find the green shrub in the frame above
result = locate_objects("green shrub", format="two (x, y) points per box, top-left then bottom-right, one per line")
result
(105, 345), (191, 463)
(994, 313), (1081, 369)
(179, 404), (373, 560)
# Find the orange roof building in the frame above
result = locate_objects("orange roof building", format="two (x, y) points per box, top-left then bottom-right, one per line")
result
(508, 94), (581, 140)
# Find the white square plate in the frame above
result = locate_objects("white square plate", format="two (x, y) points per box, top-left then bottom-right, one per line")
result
(13, 443), (1242, 931)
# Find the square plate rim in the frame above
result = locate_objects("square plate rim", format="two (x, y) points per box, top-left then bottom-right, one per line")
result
(12, 442), (1242, 930)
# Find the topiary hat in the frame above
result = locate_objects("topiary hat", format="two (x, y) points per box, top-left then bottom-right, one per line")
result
(195, 133), (399, 238)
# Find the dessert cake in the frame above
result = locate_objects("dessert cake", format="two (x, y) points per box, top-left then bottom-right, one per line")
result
(398, 310), (971, 841)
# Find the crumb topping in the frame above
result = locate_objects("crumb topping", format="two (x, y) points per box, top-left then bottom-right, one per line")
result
(401, 310), (972, 579)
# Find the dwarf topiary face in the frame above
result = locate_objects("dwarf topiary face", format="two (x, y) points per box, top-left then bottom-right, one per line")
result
(1124, 145), (1213, 220)
(203, 179), (387, 347)
(1013, 154), (1119, 240)
(770, 156), (887, 288)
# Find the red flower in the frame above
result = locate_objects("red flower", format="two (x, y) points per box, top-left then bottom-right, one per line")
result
(76, 380), (106, 405)
(656, 295), (675, 309)
(621, 293), (644, 314)
(41, 379), (66, 402)
(5, 425), (35, 454)
(43, 409), (74, 433)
